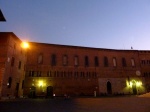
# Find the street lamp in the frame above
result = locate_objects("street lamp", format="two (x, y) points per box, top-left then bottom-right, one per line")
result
(21, 42), (29, 49)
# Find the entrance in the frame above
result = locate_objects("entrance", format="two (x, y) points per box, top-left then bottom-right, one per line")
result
(107, 81), (112, 94)
(47, 86), (53, 98)
(29, 86), (36, 98)
(132, 81), (137, 95)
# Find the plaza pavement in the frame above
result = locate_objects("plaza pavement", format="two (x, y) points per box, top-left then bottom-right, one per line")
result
(0, 94), (150, 112)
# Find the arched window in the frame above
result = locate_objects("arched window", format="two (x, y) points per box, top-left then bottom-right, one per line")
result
(104, 56), (108, 67)
(122, 57), (127, 67)
(51, 54), (56, 66)
(85, 56), (89, 67)
(131, 58), (135, 67)
(113, 57), (117, 67)
(94, 56), (99, 67)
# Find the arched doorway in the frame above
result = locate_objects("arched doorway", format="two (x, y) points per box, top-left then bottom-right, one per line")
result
(47, 86), (53, 98)
(107, 81), (112, 94)
(132, 81), (137, 95)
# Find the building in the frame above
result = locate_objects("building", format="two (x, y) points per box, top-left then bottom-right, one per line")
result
(0, 32), (26, 99)
(0, 32), (150, 98)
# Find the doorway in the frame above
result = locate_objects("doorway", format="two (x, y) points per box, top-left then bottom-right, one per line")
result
(29, 86), (36, 98)
(107, 81), (112, 94)
(47, 86), (53, 98)
(132, 81), (137, 95)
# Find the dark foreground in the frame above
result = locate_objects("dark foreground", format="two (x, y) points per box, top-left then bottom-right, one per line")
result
(0, 96), (150, 112)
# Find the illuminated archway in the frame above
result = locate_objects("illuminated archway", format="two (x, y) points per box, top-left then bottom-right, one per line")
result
(131, 80), (137, 95)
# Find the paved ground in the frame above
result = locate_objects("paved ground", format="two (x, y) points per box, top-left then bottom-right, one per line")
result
(0, 96), (150, 112)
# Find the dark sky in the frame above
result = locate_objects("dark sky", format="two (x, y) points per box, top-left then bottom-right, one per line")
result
(1, 0), (150, 50)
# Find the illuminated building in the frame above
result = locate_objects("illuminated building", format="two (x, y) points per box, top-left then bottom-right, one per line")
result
(1, 32), (150, 98)
(0, 32), (26, 99)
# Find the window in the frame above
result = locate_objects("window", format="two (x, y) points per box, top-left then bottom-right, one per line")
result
(74, 56), (79, 66)
(7, 77), (12, 88)
(29, 71), (35, 77)
(38, 53), (43, 64)
(85, 56), (89, 67)
(63, 55), (68, 66)
(147, 60), (150, 65)
(47, 71), (52, 77)
(104, 56), (108, 67)
(141, 60), (145, 65)
(51, 54), (56, 66)
(113, 57), (117, 67)
(11, 57), (15, 66)
(18, 61), (22, 69)
(22, 80), (24, 89)
(37, 71), (41, 77)
(131, 58), (135, 67)
(122, 58), (127, 67)
(94, 56), (99, 67)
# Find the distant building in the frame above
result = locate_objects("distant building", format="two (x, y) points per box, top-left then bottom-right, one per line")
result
(1, 32), (150, 99)
(0, 9), (6, 21)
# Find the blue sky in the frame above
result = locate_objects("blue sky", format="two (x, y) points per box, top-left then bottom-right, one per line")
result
(1, 0), (150, 50)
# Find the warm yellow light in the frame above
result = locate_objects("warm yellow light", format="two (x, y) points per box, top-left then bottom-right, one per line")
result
(39, 81), (43, 87)
(21, 42), (29, 49)
(136, 81), (142, 87)
(126, 80), (142, 88)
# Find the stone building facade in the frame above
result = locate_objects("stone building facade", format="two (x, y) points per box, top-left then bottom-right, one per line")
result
(24, 42), (147, 97)
(0, 32), (150, 98)
(0, 32), (26, 99)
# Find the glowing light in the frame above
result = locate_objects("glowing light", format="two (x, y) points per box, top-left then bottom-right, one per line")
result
(39, 81), (43, 87)
(126, 79), (142, 88)
(136, 81), (142, 87)
(21, 42), (29, 49)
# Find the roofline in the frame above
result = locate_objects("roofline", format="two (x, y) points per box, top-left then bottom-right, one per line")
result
(0, 32), (22, 42)
(29, 41), (140, 52)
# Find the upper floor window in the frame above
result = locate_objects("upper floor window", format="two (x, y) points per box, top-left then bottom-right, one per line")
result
(122, 57), (127, 67)
(63, 55), (68, 66)
(51, 54), (56, 66)
(113, 57), (117, 67)
(74, 55), (79, 66)
(94, 56), (99, 67)
(131, 58), (135, 67)
(38, 53), (43, 64)
(141, 60), (145, 65)
(11, 57), (15, 67)
(85, 56), (89, 67)
(22, 80), (24, 89)
(104, 56), (108, 67)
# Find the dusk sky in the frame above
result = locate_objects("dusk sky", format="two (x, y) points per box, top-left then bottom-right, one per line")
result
(1, 0), (150, 50)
